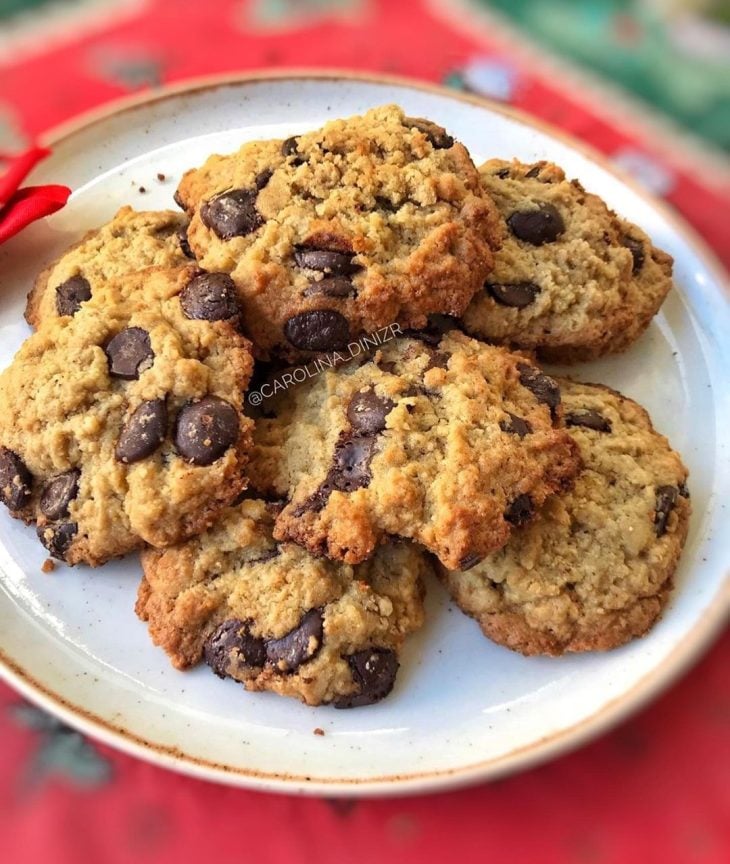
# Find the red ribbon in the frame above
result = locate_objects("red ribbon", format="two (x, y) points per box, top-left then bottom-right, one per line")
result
(0, 147), (71, 244)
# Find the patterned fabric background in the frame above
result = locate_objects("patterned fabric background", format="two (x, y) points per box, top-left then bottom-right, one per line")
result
(0, 1), (728, 862)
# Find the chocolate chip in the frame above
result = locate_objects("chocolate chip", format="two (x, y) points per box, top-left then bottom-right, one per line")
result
(347, 388), (395, 434)
(254, 168), (273, 190)
(404, 116), (454, 149)
(40, 470), (80, 520)
(458, 553), (483, 571)
(281, 136), (307, 165)
(507, 203), (565, 245)
(201, 189), (263, 240)
(525, 165), (541, 179)
(180, 272), (239, 321)
(622, 235), (645, 274)
(56, 276), (92, 317)
(425, 350), (449, 371)
(105, 328), (154, 380)
(175, 396), (239, 465)
(284, 310), (350, 351)
(0, 448), (33, 510)
(178, 226), (195, 259)
(504, 494), (534, 527)
(500, 413), (532, 438)
(375, 195), (399, 213)
(247, 545), (281, 564)
(204, 619), (266, 678)
(303, 276), (355, 298)
(293, 248), (360, 276)
(655, 485), (679, 537)
(334, 649), (399, 708)
(265, 608), (324, 672)
(173, 188), (186, 210)
(494, 167), (511, 179)
(37, 522), (77, 560)
(565, 410), (612, 433)
(517, 363), (561, 418)
(679, 481), (690, 499)
(487, 281), (541, 308)
(116, 399), (167, 464)
(329, 435), (378, 492)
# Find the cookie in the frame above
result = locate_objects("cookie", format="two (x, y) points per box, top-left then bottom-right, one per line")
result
(460, 160), (673, 362)
(0, 265), (254, 566)
(439, 380), (690, 655)
(250, 330), (581, 569)
(174, 104), (502, 361)
(26, 207), (192, 328)
(137, 498), (427, 707)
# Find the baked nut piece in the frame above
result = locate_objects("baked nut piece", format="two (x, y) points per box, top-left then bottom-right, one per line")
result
(26, 206), (192, 328)
(137, 498), (427, 708)
(174, 104), (502, 360)
(0, 265), (254, 566)
(440, 380), (690, 655)
(460, 159), (673, 362)
(250, 331), (581, 569)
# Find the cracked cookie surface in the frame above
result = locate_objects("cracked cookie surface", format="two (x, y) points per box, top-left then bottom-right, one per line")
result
(1, 265), (254, 566)
(250, 330), (581, 569)
(26, 206), (191, 328)
(175, 104), (502, 360)
(439, 380), (690, 655)
(460, 159), (673, 362)
(137, 498), (427, 707)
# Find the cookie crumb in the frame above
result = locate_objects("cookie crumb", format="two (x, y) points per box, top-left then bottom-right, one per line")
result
(313, 727), (325, 736)
(156, 173), (166, 182)
(41, 559), (56, 574)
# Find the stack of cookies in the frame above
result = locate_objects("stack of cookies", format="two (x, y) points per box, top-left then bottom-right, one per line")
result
(0, 105), (690, 708)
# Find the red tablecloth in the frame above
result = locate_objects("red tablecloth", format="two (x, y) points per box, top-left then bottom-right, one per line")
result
(0, 2), (728, 861)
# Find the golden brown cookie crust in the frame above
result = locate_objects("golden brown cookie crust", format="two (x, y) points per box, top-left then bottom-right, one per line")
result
(137, 498), (428, 707)
(460, 159), (673, 363)
(439, 380), (690, 655)
(175, 105), (503, 361)
(250, 331), (581, 569)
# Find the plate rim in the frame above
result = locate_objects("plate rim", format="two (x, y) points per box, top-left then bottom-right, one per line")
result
(0, 70), (728, 796)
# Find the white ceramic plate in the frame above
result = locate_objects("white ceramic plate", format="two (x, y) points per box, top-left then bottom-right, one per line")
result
(0, 74), (728, 796)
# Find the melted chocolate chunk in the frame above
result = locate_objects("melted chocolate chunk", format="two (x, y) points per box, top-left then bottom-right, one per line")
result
(654, 485), (679, 537)
(346, 388), (395, 434)
(517, 363), (561, 419)
(334, 648), (399, 708)
(507, 203), (565, 245)
(487, 281), (541, 308)
(174, 396), (239, 465)
(56, 276), (92, 317)
(499, 413), (532, 438)
(116, 399), (168, 464)
(201, 188), (263, 240)
(403, 116), (454, 149)
(105, 327), (154, 380)
(565, 410), (612, 433)
(525, 165), (542, 179)
(265, 609), (324, 672)
(178, 225), (195, 259)
(0, 448), (33, 511)
(293, 248), (360, 276)
(40, 470), (80, 520)
(204, 619), (266, 678)
(504, 494), (534, 527)
(37, 522), (77, 560)
(284, 310), (350, 352)
(254, 168), (273, 190)
(180, 272), (239, 321)
(622, 234), (646, 274)
(302, 276), (355, 298)
(329, 435), (378, 493)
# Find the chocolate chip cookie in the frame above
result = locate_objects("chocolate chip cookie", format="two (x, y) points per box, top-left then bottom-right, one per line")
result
(250, 330), (581, 569)
(174, 104), (502, 360)
(26, 207), (192, 328)
(440, 380), (690, 655)
(460, 160), (673, 362)
(137, 497), (427, 707)
(0, 265), (254, 566)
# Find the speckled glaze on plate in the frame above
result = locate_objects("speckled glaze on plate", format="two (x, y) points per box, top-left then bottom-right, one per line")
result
(0, 73), (728, 796)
